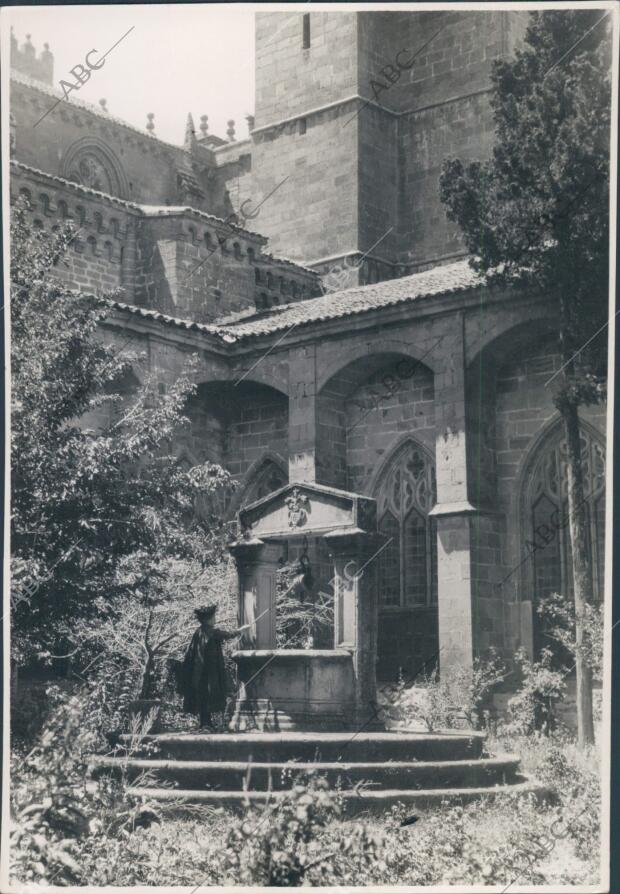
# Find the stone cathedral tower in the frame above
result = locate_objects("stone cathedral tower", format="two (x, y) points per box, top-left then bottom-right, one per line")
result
(247, 10), (527, 284)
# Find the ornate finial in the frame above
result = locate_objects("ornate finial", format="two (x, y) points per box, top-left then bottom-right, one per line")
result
(246, 114), (255, 133)
(24, 34), (35, 56)
(99, 98), (108, 113)
(227, 119), (236, 141)
(200, 114), (208, 136)
(184, 112), (197, 151)
(146, 112), (155, 133)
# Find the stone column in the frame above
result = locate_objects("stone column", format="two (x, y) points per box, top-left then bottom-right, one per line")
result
(430, 317), (478, 673)
(229, 539), (281, 648)
(288, 344), (318, 483)
(324, 530), (381, 728)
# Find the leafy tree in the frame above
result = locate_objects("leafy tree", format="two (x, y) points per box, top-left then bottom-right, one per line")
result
(439, 10), (611, 746)
(10, 199), (233, 667)
(537, 591), (604, 683)
(70, 558), (238, 707)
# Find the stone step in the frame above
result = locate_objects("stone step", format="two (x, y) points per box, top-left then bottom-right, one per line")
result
(118, 730), (486, 763)
(126, 779), (547, 815)
(93, 754), (520, 791)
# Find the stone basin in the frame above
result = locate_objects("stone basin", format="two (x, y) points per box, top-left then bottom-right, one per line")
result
(231, 649), (356, 730)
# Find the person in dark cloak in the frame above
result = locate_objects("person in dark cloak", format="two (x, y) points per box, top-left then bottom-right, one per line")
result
(179, 604), (249, 729)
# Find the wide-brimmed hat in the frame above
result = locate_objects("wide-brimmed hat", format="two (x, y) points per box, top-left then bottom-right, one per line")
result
(194, 604), (217, 621)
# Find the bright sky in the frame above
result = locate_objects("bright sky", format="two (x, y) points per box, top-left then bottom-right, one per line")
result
(8, 4), (256, 144)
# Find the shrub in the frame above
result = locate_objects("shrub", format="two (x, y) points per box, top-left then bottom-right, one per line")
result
(375, 796), (551, 886)
(223, 771), (384, 886)
(381, 649), (505, 732)
(505, 648), (566, 735)
(538, 591), (604, 681)
(10, 684), (160, 886)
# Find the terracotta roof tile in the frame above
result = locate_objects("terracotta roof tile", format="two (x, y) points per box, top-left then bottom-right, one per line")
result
(105, 259), (483, 344)
(224, 259), (483, 339)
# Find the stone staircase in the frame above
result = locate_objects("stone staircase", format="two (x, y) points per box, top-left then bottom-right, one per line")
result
(92, 730), (544, 814)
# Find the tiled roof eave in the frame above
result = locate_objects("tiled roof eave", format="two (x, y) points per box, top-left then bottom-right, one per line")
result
(227, 286), (485, 343)
(11, 160), (267, 242)
(223, 261), (489, 341)
(98, 265), (493, 347)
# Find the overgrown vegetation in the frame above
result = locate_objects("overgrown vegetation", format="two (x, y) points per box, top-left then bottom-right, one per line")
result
(538, 591), (604, 682)
(275, 558), (334, 649)
(10, 199), (233, 671)
(10, 685), (600, 887)
(224, 772), (385, 885)
(380, 649), (505, 732)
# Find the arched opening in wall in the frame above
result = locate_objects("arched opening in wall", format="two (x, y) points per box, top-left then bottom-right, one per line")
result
(240, 457), (288, 508)
(183, 380), (333, 647)
(318, 350), (437, 677)
(520, 419), (606, 663)
(373, 439), (438, 680)
(318, 350), (435, 493)
(184, 379), (289, 510)
(475, 319), (607, 669)
(61, 137), (129, 199)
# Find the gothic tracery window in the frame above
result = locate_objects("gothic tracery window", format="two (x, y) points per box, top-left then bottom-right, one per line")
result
(375, 441), (437, 608)
(69, 153), (114, 194)
(61, 139), (128, 199)
(524, 423), (606, 603)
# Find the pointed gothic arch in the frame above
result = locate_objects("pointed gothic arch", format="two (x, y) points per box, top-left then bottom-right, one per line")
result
(373, 437), (438, 609)
(236, 454), (289, 512)
(519, 417), (606, 630)
(60, 137), (129, 199)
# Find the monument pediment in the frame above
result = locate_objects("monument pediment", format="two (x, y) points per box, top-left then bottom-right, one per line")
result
(235, 482), (376, 541)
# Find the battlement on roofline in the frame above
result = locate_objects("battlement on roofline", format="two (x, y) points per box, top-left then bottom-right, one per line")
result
(10, 29), (54, 85)
(10, 161), (321, 323)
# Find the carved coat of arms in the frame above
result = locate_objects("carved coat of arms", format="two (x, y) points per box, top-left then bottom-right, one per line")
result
(285, 488), (311, 528)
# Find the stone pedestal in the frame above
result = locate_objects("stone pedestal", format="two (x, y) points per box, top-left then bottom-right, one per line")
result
(325, 529), (382, 729)
(228, 482), (381, 731)
(231, 649), (355, 730)
(229, 540), (282, 648)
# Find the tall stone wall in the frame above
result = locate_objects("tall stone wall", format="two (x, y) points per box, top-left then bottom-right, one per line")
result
(246, 10), (530, 273)
(467, 333), (608, 664)
(345, 361), (435, 493)
(11, 162), (319, 322)
(249, 107), (360, 266)
(10, 76), (217, 210)
(255, 11), (359, 126)
(11, 162), (131, 294)
(226, 383), (289, 480)
(396, 92), (496, 268)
